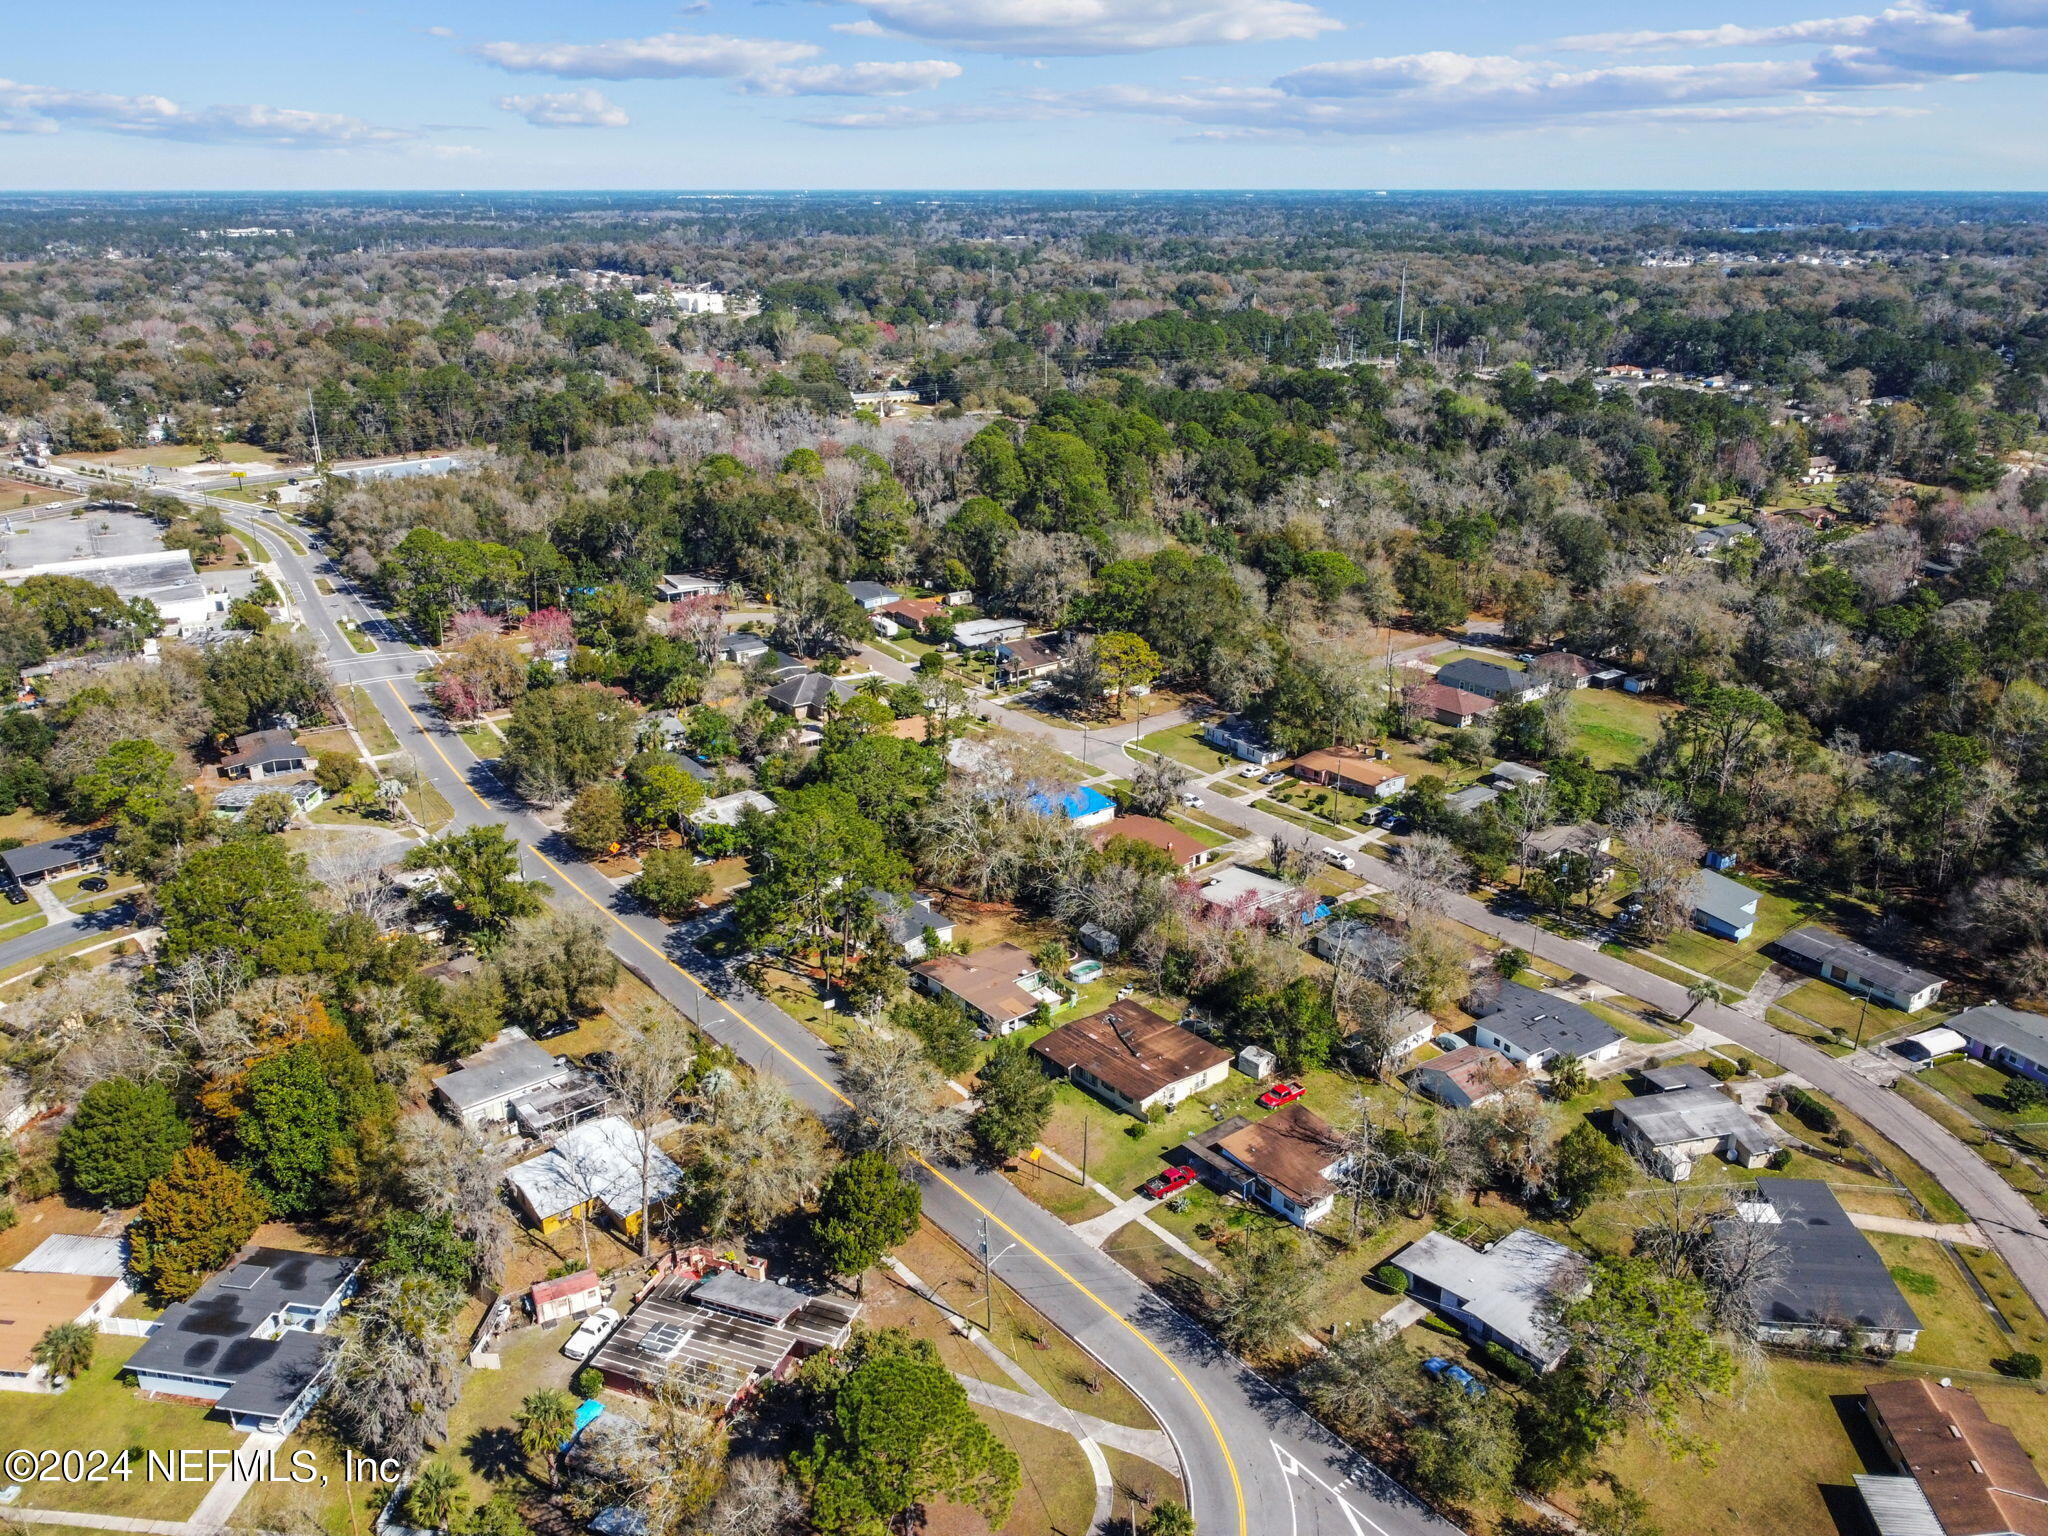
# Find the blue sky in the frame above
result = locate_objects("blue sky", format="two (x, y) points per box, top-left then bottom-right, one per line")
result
(4, 0), (2046, 189)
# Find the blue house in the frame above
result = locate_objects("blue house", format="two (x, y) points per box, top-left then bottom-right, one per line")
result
(1026, 785), (1115, 829)
(1689, 869), (1760, 941)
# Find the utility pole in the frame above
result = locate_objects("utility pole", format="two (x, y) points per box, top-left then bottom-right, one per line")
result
(305, 388), (322, 466)
(1394, 263), (1408, 350)
(975, 1216), (1016, 1333)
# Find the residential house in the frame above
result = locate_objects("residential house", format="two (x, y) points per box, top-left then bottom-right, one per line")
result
(0, 1269), (126, 1392)
(1529, 653), (1600, 690)
(590, 1249), (858, 1413)
(1387, 1228), (1587, 1371)
(1406, 1044), (1526, 1109)
(1951, 1004), (2048, 1084)
(1524, 823), (1612, 870)
(1089, 814), (1212, 872)
(876, 597), (944, 631)
(211, 780), (326, 821)
(1637, 1063), (1720, 1093)
(219, 727), (310, 781)
(1444, 783), (1500, 817)
(913, 943), (1052, 1035)
(1691, 522), (1756, 556)
(1802, 455), (1839, 486)
(1611, 1086), (1783, 1180)
(1722, 1180), (1922, 1352)
(1486, 761), (1549, 790)
(993, 634), (1063, 684)
(1203, 716), (1282, 765)
(717, 632), (771, 664)
(844, 581), (900, 612)
(1181, 1103), (1347, 1227)
(434, 1032), (581, 1128)
(1434, 657), (1549, 703)
(1194, 865), (1322, 929)
(1469, 980), (1626, 1067)
(1858, 1377), (2048, 1536)
(512, 1076), (614, 1139)
(1771, 926), (1946, 1013)
(0, 828), (113, 889)
(1689, 868), (1761, 941)
(1410, 679), (1497, 728)
(658, 574), (725, 602)
(1025, 784), (1116, 829)
(867, 888), (953, 959)
(531, 1271), (605, 1325)
(689, 789), (777, 833)
(1032, 1001), (1232, 1119)
(951, 616), (1029, 650)
(765, 671), (851, 721)
(1291, 746), (1407, 800)
(127, 1248), (361, 1431)
(1311, 918), (1401, 975)
(505, 1117), (684, 1238)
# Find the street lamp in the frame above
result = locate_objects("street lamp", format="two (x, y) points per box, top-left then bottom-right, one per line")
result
(976, 1216), (1017, 1333)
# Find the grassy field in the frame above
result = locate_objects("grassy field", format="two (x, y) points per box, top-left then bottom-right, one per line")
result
(339, 685), (399, 755)
(6, 1335), (244, 1520)
(1566, 688), (1678, 769)
(459, 724), (505, 760)
(1134, 721), (1242, 774)
(1777, 977), (1928, 1041)
(73, 442), (287, 469)
(0, 477), (75, 509)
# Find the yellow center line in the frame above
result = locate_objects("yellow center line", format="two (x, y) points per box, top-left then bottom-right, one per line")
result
(379, 679), (1250, 1536)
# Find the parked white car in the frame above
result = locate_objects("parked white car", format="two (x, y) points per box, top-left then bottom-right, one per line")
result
(1239, 764), (1263, 778)
(1178, 791), (1203, 806)
(561, 1307), (621, 1361)
(1322, 847), (1356, 870)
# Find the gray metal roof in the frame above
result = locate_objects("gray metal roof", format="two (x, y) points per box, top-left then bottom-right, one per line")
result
(13, 1234), (127, 1277)
(1730, 1179), (1922, 1334)
(1473, 981), (1623, 1059)
(1444, 784), (1500, 815)
(1638, 1064), (1719, 1093)
(435, 1036), (570, 1111)
(692, 1270), (815, 1325)
(1487, 761), (1548, 786)
(1855, 1475), (1946, 1536)
(0, 827), (112, 881)
(1612, 1087), (1782, 1153)
(1947, 1004), (2048, 1062)
(1773, 926), (1943, 997)
(845, 581), (898, 604)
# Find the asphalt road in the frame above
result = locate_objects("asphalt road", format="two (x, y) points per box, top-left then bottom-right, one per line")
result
(193, 499), (1453, 1536)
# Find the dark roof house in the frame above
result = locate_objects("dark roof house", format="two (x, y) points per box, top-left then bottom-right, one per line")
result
(1725, 1180), (1922, 1349)
(1, 827), (113, 886)
(1771, 926), (1945, 1012)
(1435, 657), (1547, 701)
(1469, 980), (1625, 1065)
(126, 1247), (361, 1432)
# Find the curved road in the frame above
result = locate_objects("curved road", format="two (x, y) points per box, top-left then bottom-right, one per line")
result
(193, 496), (1453, 1536)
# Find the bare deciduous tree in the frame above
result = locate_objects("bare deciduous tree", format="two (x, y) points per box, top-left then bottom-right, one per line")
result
(602, 1004), (700, 1257)
(836, 1021), (968, 1165)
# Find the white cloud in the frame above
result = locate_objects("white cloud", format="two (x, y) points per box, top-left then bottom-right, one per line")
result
(799, 99), (1067, 127)
(474, 31), (819, 79)
(845, 0), (1339, 55)
(1554, 3), (2048, 80)
(496, 89), (631, 127)
(0, 79), (410, 145)
(740, 59), (963, 95)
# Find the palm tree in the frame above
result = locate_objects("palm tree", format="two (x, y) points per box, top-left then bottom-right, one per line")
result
(32, 1321), (94, 1385)
(1547, 1053), (1592, 1100)
(515, 1388), (579, 1487)
(1682, 976), (1722, 1022)
(401, 1461), (468, 1532)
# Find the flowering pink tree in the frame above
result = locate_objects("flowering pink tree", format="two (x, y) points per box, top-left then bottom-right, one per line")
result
(522, 607), (575, 656)
(447, 609), (499, 644)
(431, 672), (490, 723)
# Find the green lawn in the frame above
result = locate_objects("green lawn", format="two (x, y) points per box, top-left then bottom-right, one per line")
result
(1917, 1056), (2048, 1137)
(1133, 721), (1241, 774)
(342, 624), (376, 654)
(339, 686), (399, 755)
(5, 1335), (244, 1520)
(1866, 1231), (2026, 1374)
(1777, 977), (1928, 1042)
(1566, 688), (1677, 769)
(0, 911), (48, 941)
(459, 725), (505, 760)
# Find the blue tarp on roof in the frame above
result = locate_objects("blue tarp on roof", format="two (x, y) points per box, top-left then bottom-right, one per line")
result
(1026, 785), (1114, 820)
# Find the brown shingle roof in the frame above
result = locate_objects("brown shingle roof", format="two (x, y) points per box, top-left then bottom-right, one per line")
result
(1215, 1103), (1342, 1205)
(879, 598), (944, 626)
(1410, 680), (1497, 718)
(914, 943), (1041, 1023)
(1293, 746), (1403, 790)
(1409, 1044), (1525, 1105)
(0, 1271), (116, 1374)
(1866, 1377), (2048, 1536)
(1032, 1001), (1231, 1104)
(221, 727), (303, 769)
(1089, 814), (1206, 869)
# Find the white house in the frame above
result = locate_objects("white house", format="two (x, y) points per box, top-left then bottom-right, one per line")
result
(1771, 926), (1945, 1013)
(951, 616), (1028, 650)
(1470, 981), (1625, 1067)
